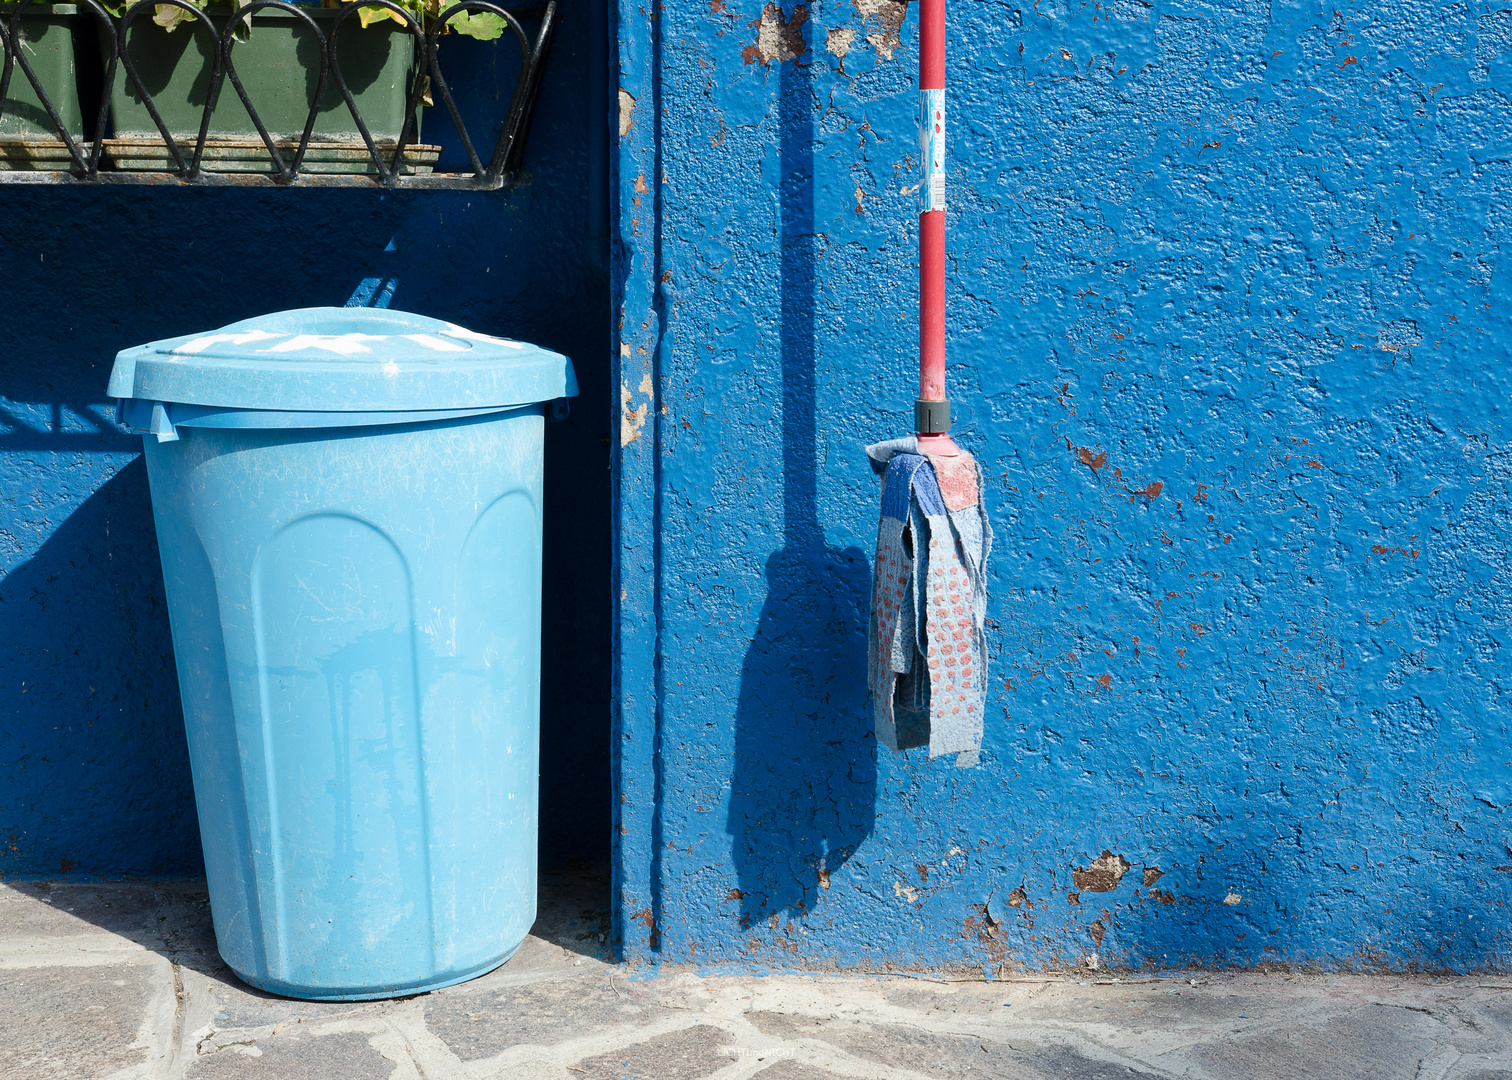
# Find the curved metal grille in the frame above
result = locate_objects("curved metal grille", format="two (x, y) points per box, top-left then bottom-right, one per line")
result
(0, 0), (555, 187)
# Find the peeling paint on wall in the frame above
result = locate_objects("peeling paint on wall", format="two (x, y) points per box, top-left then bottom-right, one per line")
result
(618, 88), (637, 139)
(744, 2), (809, 65)
(621, 373), (652, 448)
(1073, 852), (1132, 893)
(616, 0), (1512, 973)
(853, 0), (906, 61)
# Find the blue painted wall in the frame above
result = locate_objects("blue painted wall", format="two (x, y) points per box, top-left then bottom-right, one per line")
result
(0, 2), (612, 878)
(612, 0), (1512, 970)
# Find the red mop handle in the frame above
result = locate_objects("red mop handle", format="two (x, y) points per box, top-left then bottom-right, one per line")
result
(916, 0), (958, 454)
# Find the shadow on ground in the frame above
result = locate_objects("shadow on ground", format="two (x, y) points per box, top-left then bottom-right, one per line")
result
(5, 861), (612, 998)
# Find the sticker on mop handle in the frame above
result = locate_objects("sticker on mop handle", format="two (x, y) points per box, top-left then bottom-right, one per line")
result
(919, 88), (946, 212)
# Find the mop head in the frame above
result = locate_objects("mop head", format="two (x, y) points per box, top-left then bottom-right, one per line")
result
(866, 436), (993, 767)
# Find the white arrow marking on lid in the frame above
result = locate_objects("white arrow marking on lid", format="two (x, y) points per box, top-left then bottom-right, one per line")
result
(175, 329), (283, 354)
(265, 333), (388, 356)
(440, 323), (525, 349)
(403, 333), (469, 352)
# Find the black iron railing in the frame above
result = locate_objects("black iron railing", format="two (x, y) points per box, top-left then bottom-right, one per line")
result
(0, 0), (554, 187)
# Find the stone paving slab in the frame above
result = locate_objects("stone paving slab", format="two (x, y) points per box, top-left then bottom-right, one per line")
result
(2, 876), (1511, 1080)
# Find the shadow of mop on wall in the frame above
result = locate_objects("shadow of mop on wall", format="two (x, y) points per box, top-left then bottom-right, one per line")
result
(726, 51), (877, 926)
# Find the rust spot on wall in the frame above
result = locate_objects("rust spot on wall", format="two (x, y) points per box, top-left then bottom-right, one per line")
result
(724, 888), (744, 902)
(1095, 673), (1111, 691)
(1077, 446), (1107, 472)
(633, 173), (647, 207)
(1151, 889), (1176, 906)
(1006, 885), (1026, 907)
(743, 3), (808, 64)
(1126, 481), (1163, 502)
(1371, 538), (1421, 559)
(1088, 919), (1106, 945)
(817, 865), (831, 890)
(1143, 866), (1164, 887)
(632, 907), (659, 947)
(1072, 850), (1131, 892)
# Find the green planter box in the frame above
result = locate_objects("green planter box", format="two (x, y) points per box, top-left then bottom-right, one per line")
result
(105, 5), (435, 173)
(0, 4), (85, 170)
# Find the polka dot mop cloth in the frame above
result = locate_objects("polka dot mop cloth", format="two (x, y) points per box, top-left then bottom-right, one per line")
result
(866, 437), (993, 766)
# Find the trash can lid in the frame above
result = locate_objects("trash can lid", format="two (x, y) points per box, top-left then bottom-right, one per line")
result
(108, 307), (577, 413)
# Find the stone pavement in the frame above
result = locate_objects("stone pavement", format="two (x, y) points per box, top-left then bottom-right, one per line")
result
(4, 876), (1512, 1080)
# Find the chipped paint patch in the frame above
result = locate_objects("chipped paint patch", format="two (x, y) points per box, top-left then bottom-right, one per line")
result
(618, 88), (636, 138)
(853, 0), (905, 60)
(1073, 851), (1131, 893)
(825, 25), (854, 59)
(743, 3), (808, 65)
(621, 376), (650, 447)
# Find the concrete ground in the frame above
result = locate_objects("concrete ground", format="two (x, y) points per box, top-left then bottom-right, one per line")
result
(3, 876), (1511, 1080)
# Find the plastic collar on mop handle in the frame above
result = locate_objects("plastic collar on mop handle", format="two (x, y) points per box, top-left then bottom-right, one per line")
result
(916, 398), (951, 434)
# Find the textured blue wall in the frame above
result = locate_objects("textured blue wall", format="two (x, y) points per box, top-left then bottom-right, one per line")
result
(612, 0), (1512, 970)
(0, 2), (612, 879)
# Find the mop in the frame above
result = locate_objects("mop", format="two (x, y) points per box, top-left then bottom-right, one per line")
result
(867, 0), (992, 767)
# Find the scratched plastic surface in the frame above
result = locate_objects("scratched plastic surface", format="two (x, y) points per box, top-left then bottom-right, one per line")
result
(113, 310), (572, 1000)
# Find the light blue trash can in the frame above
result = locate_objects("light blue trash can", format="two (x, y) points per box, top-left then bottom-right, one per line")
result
(108, 307), (577, 1001)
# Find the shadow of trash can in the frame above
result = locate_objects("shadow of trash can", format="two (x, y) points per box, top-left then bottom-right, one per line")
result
(108, 307), (577, 1001)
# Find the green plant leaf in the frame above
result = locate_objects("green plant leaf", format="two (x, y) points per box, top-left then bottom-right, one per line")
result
(356, 3), (403, 28)
(152, 1), (200, 31)
(450, 10), (505, 40)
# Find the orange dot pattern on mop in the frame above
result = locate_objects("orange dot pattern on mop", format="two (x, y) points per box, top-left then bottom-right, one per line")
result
(872, 545), (910, 673)
(927, 534), (976, 724)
